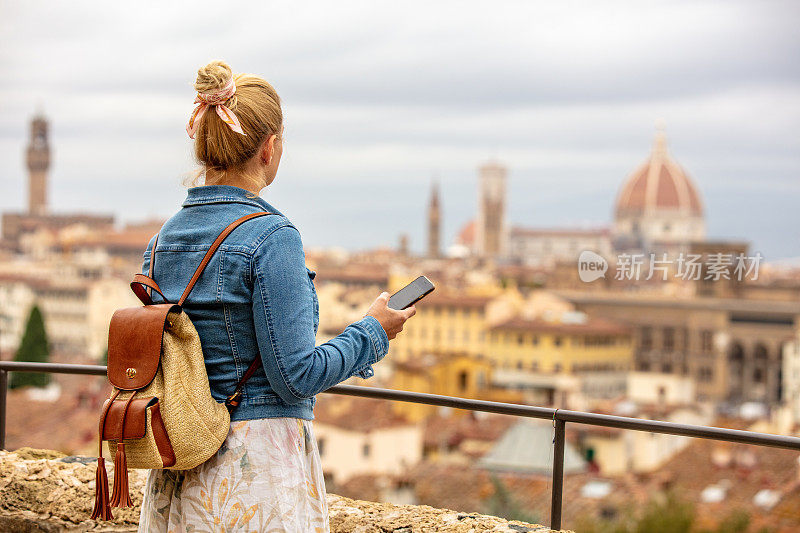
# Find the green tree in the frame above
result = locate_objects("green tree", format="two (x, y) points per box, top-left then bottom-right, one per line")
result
(715, 509), (750, 533)
(634, 491), (694, 533)
(9, 305), (51, 389)
(481, 474), (541, 525)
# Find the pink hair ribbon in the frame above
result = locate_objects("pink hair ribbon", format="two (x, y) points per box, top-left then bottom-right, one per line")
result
(186, 77), (246, 138)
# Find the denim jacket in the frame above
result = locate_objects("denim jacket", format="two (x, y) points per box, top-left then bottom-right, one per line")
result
(141, 184), (389, 421)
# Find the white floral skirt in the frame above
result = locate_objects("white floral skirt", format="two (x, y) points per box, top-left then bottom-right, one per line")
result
(138, 417), (330, 532)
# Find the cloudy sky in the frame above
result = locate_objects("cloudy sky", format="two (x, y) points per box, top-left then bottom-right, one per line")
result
(1, 1), (798, 260)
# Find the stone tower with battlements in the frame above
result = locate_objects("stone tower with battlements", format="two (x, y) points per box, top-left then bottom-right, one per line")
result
(26, 114), (50, 216)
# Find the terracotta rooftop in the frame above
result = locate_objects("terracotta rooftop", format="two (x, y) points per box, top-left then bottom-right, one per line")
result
(418, 292), (493, 309)
(315, 267), (389, 284)
(314, 395), (414, 433)
(4, 367), (111, 456)
(656, 419), (800, 531)
(490, 317), (631, 336)
(422, 412), (517, 451)
(393, 352), (479, 375)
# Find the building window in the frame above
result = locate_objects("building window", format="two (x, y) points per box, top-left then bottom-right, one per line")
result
(458, 371), (468, 391)
(699, 366), (713, 382)
(517, 334), (524, 345)
(753, 368), (764, 383)
(554, 363), (562, 373)
(516, 360), (523, 370)
(554, 337), (563, 347)
(701, 331), (713, 353)
(662, 363), (673, 373)
(663, 327), (675, 351)
(318, 438), (326, 457)
(362, 443), (371, 458)
(641, 327), (653, 351)
(532, 336), (539, 346)
(531, 361), (539, 372)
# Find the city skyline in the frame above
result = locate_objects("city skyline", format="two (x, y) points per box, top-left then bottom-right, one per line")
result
(1, 1), (798, 260)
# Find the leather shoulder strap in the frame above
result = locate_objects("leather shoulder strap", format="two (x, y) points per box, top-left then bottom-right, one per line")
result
(224, 355), (263, 413)
(147, 233), (159, 300)
(178, 211), (273, 306)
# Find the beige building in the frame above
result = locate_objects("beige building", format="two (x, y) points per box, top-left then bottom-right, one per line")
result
(507, 227), (613, 268)
(582, 404), (710, 475)
(580, 371), (710, 475)
(558, 290), (800, 404)
(782, 335), (800, 426)
(0, 270), (139, 360)
(313, 397), (422, 488)
(626, 371), (696, 405)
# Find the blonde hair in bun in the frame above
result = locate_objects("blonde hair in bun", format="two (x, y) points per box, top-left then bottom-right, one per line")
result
(186, 60), (283, 192)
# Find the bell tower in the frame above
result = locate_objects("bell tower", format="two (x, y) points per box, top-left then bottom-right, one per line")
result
(475, 160), (507, 257)
(427, 180), (441, 258)
(26, 114), (50, 216)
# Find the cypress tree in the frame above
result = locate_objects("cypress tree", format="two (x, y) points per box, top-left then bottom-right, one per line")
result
(9, 305), (51, 389)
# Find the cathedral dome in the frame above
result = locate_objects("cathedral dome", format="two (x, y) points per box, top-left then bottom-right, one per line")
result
(615, 130), (703, 218)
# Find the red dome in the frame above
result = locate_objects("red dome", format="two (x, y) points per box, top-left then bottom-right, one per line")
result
(615, 131), (703, 217)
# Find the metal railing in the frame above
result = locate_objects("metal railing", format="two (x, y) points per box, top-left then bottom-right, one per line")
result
(2, 360), (800, 531)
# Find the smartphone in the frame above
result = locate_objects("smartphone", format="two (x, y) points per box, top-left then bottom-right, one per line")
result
(388, 275), (435, 310)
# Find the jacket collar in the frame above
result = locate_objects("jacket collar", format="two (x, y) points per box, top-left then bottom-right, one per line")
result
(182, 184), (283, 216)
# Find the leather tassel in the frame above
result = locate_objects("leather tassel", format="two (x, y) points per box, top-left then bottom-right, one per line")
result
(110, 442), (133, 508)
(90, 456), (113, 520)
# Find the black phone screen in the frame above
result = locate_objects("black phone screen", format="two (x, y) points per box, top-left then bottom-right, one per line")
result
(388, 276), (435, 310)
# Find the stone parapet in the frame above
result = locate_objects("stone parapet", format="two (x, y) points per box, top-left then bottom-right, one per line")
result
(0, 448), (567, 532)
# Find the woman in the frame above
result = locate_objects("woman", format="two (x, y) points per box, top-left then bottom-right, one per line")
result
(136, 60), (415, 532)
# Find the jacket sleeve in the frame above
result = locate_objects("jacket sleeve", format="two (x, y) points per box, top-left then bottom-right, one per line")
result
(251, 224), (389, 405)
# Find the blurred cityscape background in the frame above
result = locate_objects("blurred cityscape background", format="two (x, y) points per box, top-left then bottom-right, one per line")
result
(1, 2), (799, 532)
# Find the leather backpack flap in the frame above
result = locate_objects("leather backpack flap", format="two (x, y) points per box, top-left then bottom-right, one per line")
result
(102, 397), (157, 440)
(107, 303), (181, 390)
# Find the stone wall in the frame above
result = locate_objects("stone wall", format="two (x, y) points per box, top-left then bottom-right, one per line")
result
(0, 448), (568, 532)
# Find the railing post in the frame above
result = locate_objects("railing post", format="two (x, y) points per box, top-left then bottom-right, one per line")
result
(551, 418), (565, 531)
(0, 369), (7, 450)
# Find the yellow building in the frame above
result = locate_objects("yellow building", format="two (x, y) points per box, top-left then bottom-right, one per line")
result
(390, 352), (521, 422)
(387, 280), (524, 362)
(487, 316), (633, 374)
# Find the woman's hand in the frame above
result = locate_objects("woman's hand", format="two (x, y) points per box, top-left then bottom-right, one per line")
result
(365, 292), (416, 340)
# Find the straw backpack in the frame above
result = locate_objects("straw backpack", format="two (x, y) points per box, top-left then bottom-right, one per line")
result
(91, 211), (272, 520)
